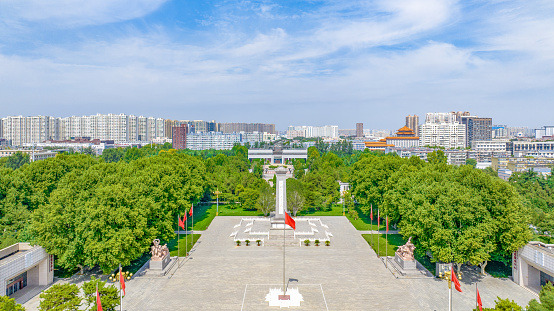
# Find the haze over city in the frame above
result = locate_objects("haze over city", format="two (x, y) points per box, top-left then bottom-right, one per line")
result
(1, 0), (553, 129)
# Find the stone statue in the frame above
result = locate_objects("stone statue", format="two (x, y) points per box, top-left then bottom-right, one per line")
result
(150, 239), (169, 261)
(395, 237), (416, 261)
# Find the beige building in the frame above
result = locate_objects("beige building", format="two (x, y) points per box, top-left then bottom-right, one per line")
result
(492, 156), (554, 172)
(1, 243), (54, 299)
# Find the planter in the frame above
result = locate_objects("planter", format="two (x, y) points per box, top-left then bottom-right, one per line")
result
(325, 241), (330, 246)
(256, 240), (262, 246)
(236, 241), (241, 246)
(315, 240), (320, 246)
(245, 240), (250, 246)
(304, 239), (310, 246)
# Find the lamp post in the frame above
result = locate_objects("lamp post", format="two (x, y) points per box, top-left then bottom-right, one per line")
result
(214, 189), (222, 216)
(108, 269), (132, 311)
(438, 263), (462, 311)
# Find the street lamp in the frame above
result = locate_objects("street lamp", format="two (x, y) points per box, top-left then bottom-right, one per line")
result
(438, 264), (462, 311)
(214, 189), (222, 216)
(108, 271), (132, 283)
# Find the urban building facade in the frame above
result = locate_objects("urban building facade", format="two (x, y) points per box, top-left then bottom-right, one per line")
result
(286, 125), (339, 139)
(419, 113), (466, 149)
(172, 125), (188, 150)
(186, 132), (240, 150)
(356, 123), (364, 138)
(385, 126), (420, 148)
(1, 243), (54, 298)
(219, 123), (275, 134)
(460, 116), (492, 147)
(405, 115), (419, 137)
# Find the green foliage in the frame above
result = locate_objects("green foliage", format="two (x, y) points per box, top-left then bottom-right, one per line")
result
(473, 297), (522, 311)
(5, 152), (30, 170)
(509, 171), (554, 236)
(286, 179), (305, 216)
(39, 283), (81, 311)
(427, 150), (447, 164)
(82, 277), (119, 311)
(257, 184), (275, 216)
(383, 164), (531, 267)
(101, 148), (125, 163)
(527, 283), (554, 311)
(32, 154), (206, 273)
(0, 295), (25, 311)
(465, 158), (477, 168)
(348, 209), (359, 220)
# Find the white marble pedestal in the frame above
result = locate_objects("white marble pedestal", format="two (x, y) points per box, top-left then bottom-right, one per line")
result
(265, 288), (303, 308)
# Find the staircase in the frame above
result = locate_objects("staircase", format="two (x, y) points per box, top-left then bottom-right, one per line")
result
(264, 230), (299, 247)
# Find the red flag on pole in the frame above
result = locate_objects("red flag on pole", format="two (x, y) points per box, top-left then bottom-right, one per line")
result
(178, 216), (185, 230)
(377, 210), (380, 228)
(451, 267), (462, 292)
(120, 267), (126, 296)
(96, 285), (103, 311)
(370, 204), (373, 221)
(476, 286), (482, 311)
(189, 204), (193, 217)
(285, 212), (296, 230)
(386, 216), (389, 232)
(183, 212), (187, 221)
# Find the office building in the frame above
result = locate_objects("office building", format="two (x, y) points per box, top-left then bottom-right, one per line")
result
(186, 132), (240, 150)
(460, 116), (492, 147)
(405, 115), (419, 137)
(219, 123), (275, 134)
(172, 124), (188, 150)
(356, 123), (364, 138)
(1, 243), (54, 298)
(419, 113), (466, 149)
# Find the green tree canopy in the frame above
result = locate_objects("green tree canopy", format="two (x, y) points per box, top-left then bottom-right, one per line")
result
(5, 151), (30, 170)
(0, 295), (25, 311)
(39, 283), (81, 311)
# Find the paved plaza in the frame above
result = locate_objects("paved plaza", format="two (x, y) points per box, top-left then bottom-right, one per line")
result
(24, 216), (537, 310)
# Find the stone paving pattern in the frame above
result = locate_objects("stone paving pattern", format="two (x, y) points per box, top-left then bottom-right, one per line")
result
(24, 216), (538, 310)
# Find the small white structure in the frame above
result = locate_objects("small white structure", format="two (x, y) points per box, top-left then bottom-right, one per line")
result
(513, 241), (554, 293)
(265, 287), (303, 308)
(0, 243), (54, 298)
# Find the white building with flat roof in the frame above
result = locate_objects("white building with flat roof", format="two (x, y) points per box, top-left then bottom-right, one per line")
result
(513, 241), (554, 294)
(1, 243), (54, 300)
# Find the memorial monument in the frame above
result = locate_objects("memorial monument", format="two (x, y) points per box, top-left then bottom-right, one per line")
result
(149, 239), (170, 270)
(271, 166), (291, 229)
(394, 237), (416, 270)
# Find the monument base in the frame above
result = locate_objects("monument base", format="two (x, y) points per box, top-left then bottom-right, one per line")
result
(266, 288), (303, 307)
(149, 254), (171, 271)
(394, 253), (416, 270)
(270, 218), (292, 230)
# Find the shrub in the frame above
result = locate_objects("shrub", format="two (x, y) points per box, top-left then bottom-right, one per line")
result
(315, 239), (320, 246)
(348, 209), (359, 220)
(256, 240), (262, 246)
(304, 239), (310, 246)
(245, 240), (250, 246)
(325, 241), (331, 246)
(236, 240), (241, 246)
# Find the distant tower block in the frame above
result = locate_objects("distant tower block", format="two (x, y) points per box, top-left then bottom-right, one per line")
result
(356, 123), (363, 138)
(405, 115), (419, 137)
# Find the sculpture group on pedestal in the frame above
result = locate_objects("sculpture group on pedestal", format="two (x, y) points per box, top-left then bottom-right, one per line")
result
(395, 237), (416, 261)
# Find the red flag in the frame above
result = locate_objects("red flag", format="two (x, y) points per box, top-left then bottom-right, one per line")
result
(377, 210), (380, 228)
(178, 216), (185, 230)
(183, 212), (187, 221)
(96, 285), (103, 311)
(285, 212), (296, 230)
(451, 267), (462, 292)
(370, 204), (373, 221)
(189, 204), (193, 217)
(120, 267), (126, 296)
(476, 286), (482, 311)
(386, 216), (389, 232)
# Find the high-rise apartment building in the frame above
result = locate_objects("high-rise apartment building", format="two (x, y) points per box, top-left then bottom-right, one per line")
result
(405, 115), (419, 137)
(219, 123), (275, 134)
(356, 123), (364, 138)
(451, 111), (470, 122)
(172, 124), (188, 149)
(419, 113), (466, 149)
(1, 116), (53, 146)
(460, 116), (492, 147)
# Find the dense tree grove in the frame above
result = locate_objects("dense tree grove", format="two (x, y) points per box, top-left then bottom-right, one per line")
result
(508, 170), (554, 241)
(351, 152), (532, 270)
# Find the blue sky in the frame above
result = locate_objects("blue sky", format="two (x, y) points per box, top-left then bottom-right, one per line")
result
(0, 0), (552, 130)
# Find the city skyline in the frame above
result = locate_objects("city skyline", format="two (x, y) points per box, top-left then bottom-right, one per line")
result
(0, 1), (552, 129)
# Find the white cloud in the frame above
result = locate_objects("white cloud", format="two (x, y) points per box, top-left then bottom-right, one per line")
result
(0, 0), (168, 27)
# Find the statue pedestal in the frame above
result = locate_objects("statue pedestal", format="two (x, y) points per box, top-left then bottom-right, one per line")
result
(149, 254), (171, 271)
(394, 253), (416, 270)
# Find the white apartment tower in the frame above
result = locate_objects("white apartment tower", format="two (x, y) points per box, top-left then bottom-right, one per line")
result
(419, 112), (466, 149)
(1, 116), (52, 146)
